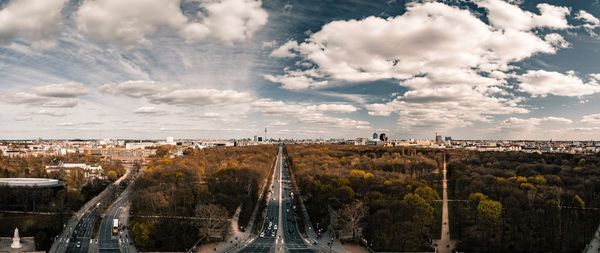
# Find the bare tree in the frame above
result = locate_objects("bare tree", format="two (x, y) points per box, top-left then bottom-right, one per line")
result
(335, 200), (368, 241)
(194, 204), (230, 241)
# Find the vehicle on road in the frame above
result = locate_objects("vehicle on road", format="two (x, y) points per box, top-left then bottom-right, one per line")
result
(112, 219), (119, 235)
(260, 232), (265, 238)
(274, 225), (277, 230)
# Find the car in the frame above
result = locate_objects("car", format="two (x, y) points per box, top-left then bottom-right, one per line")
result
(271, 232), (276, 237)
(260, 232), (265, 238)
(274, 225), (277, 230)
(76, 241), (81, 248)
(269, 221), (273, 226)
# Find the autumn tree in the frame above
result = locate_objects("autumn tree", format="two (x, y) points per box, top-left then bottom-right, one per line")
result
(194, 204), (230, 241)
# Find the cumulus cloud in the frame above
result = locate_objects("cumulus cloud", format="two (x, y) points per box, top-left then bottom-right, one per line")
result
(30, 109), (68, 117)
(475, 0), (570, 31)
(581, 113), (600, 124)
(252, 99), (368, 129)
(517, 70), (600, 97)
(148, 89), (252, 106)
(576, 10), (600, 29)
(366, 85), (528, 131)
(268, 1), (566, 86)
(99, 81), (169, 98)
(77, 0), (268, 48)
(133, 106), (167, 115)
(1, 82), (88, 108)
(494, 116), (572, 133)
(99, 80), (251, 106)
(0, 0), (67, 49)
(32, 82), (88, 98)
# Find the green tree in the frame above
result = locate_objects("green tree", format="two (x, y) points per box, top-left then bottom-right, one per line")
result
(415, 186), (439, 205)
(131, 221), (154, 248)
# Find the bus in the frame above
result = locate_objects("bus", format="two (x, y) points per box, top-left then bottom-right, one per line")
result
(112, 219), (119, 235)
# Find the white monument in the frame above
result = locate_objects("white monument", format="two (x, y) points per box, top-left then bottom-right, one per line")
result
(10, 228), (22, 249)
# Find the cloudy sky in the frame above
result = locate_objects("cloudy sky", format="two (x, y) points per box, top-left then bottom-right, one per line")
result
(1, 0), (600, 140)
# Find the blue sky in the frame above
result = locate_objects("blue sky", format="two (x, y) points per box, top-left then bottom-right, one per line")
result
(1, 0), (600, 140)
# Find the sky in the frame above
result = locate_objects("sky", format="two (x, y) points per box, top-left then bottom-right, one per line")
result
(1, 0), (600, 140)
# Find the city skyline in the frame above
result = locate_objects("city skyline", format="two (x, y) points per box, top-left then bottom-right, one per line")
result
(2, 0), (600, 140)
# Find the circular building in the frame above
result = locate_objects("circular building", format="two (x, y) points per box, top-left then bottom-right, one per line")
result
(0, 178), (64, 188)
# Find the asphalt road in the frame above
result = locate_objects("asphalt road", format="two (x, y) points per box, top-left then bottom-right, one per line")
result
(240, 145), (315, 253)
(65, 206), (99, 253)
(98, 167), (138, 253)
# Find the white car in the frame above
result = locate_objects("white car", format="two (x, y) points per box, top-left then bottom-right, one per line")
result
(274, 225), (277, 230)
(260, 232), (265, 238)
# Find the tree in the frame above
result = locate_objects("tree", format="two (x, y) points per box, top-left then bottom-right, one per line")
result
(194, 204), (230, 241)
(573, 194), (585, 208)
(415, 186), (439, 205)
(336, 200), (368, 241)
(477, 200), (502, 224)
(131, 221), (154, 248)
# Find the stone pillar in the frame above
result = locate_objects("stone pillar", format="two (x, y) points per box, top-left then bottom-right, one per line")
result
(11, 228), (22, 249)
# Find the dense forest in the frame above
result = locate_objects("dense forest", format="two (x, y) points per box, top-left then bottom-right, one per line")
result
(286, 144), (441, 252)
(129, 145), (277, 251)
(286, 145), (600, 253)
(447, 150), (600, 252)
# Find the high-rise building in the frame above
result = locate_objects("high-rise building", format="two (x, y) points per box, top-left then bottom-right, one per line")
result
(435, 133), (443, 145)
(379, 133), (388, 142)
(372, 133), (378, 140)
(445, 136), (452, 141)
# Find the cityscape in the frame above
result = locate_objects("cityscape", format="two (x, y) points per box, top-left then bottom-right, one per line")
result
(2, 0), (600, 253)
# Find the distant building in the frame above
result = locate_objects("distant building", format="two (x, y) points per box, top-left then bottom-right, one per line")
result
(379, 133), (388, 142)
(45, 163), (104, 179)
(166, 136), (175, 145)
(445, 136), (452, 141)
(257, 137), (263, 142)
(372, 133), (378, 140)
(435, 133), (443, 145)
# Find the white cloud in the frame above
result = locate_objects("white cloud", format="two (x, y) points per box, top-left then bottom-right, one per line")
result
(182, 0), (268, 43)
(517, 70), (600, 97)
(269, 1), (565, 87)
(581, 113), (600, 124)
(1, 82), (88, 108)
(99, 81), (169, 98)
(494, 116), (572, 133)
(148, 88), (252, 106)
(32, 82), (88, 98)
(77, 0), (268, 48)
(0, 0), (67, 49)
(264, 71), (327, 90)
(99, 80), (252, 106)
(30, 109), (68, 117)
(576, 10), (600, 29)
(252, 99), (368, 129)
(475, 1), (570, 31)
(133, 106), (167, 115)
(366, 85), (528, 131)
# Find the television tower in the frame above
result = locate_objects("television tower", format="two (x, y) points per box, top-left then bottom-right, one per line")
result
(265, 128), (267, 141)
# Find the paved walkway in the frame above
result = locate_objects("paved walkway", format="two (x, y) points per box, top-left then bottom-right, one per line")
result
(435, 154), (456, 253)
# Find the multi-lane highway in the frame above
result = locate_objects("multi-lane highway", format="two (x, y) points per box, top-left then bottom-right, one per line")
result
(98, 180), (135, 253)
(240, 144), (315, 253)
(65, 205), (100, 253)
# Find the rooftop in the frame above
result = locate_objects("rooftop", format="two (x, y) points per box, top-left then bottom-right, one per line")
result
(0, 178), (63, 188)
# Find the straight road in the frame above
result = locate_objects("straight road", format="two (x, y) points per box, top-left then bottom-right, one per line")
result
(98, 183), (135, 253)
(436, 154), (455, 253)
(240, 144), (316, 253)
(280, 154), (315, 253)
(65, 206), (100, 253)
(239, 145), (283, 253)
